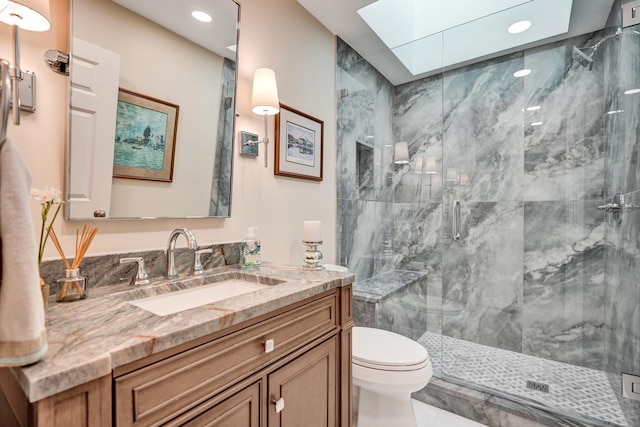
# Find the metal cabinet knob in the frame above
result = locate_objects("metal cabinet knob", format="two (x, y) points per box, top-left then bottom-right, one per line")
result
(272, 397), (285, 413)
(264, 338), (275, 353)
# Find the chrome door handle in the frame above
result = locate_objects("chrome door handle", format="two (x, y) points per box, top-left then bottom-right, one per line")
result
(452, 201), (461, 241)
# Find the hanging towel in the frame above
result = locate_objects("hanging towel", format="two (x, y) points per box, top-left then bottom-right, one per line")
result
(0, 138), (47, 366)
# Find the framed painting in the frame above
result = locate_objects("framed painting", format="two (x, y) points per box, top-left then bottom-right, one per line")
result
(275, 104), (323, 181)
(113, 88), (179, 182)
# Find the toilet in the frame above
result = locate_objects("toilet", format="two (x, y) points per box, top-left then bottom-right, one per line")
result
(352, 327), (432, 427)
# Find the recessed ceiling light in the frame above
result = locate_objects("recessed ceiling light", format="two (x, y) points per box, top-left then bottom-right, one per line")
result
(607, 109), (624, 115)
(192, 10), (212, 23)
(513, 69), (532, 77)
(531, 121), (543, 126)
(526, 105), (541, 111)
(624, 88), (640, 95)
(508, 20), (532, 34)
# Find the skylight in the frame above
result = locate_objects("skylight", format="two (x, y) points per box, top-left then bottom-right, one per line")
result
(358, 0), (573, 76)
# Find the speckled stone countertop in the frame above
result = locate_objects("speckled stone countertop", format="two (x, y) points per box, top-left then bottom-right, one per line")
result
(12, 264), (354, 403)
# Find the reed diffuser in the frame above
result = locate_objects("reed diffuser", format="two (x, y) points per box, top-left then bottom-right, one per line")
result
(49, 225), (99, 302)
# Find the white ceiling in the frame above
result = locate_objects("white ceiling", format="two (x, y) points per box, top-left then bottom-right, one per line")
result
(111, 0), (239, 61)
(297, 0), (615, 85)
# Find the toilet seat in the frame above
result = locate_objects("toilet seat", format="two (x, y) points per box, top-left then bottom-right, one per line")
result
(353, 327), (430, 371)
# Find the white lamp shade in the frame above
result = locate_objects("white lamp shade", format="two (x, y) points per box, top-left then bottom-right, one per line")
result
(0, 0), (50, 31)
(251, 68), (279, 116)
(394, 141), (409, 164)
(424, 156), (437, 174)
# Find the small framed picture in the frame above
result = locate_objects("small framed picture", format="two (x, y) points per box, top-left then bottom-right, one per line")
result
(113, 88), (179, 182)
(275, 104), (323, 181)
(240, 131), (259, 157)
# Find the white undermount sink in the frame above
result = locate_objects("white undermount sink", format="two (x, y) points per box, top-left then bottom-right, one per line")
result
(130, 279), (269, 316)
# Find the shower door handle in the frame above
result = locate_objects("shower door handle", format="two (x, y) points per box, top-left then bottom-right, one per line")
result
(452, 200), (461, 241)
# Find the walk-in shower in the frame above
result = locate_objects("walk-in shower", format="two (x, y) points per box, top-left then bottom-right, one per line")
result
(337, 1), (640, 426)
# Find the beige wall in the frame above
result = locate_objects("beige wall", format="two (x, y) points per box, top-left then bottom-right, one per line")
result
(0, 0), (337, 266)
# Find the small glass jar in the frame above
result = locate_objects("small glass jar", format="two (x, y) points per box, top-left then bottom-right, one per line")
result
(56, 269), (87, 302)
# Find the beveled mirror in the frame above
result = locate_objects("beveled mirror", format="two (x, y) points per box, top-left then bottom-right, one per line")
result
(66, 0), (239, 219)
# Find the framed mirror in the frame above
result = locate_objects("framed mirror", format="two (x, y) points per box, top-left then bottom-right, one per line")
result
(66, 0), (239, 219)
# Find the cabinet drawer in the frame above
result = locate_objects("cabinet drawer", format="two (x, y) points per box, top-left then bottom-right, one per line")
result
(115, 293), (338, 427)
(167, 381), (261, 427)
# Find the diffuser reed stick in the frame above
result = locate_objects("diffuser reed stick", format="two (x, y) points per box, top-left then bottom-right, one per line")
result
(49, 225), (99, 300)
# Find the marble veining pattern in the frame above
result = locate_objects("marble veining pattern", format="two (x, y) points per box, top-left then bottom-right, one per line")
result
(12, 265), (353, 402)
(337, 11), (640, 424)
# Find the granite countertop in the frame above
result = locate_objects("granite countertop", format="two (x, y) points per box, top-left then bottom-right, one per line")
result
(12, 264), (354, 403)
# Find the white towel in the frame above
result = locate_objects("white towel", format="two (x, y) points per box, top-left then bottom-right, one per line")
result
(0, 138), (47, 366)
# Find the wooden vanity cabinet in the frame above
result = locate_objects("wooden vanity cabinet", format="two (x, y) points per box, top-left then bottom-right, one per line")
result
(0, 286), (353, 427)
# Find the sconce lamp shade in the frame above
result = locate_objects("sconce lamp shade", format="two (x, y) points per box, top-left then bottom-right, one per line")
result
(394, 141), (409, 164)
(424, 156), (437, 174)
(0, 0), (51, 31)
(251, 68), (279, 116)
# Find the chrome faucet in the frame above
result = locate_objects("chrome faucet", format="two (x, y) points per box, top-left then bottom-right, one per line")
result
(166, 228), (198, 278)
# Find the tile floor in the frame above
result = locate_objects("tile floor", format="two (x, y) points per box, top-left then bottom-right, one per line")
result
(353, 399), (487, 427)
(418, 331), (628, 426)
(412, 399), (488, 427)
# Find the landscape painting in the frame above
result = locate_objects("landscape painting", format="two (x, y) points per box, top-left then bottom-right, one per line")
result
(285, 122), (315, 166)
(275, 104), (324, 181)
(113, 89), (179, 182)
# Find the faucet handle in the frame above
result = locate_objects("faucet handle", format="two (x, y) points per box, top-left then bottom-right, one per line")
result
(120, 257), (151, 285)
(194, 249), (213, 275)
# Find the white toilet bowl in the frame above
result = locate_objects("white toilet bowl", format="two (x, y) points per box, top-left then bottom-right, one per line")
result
(352, 327), (432, 427)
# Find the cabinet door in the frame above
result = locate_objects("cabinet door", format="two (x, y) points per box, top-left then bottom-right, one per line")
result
(268, 338), (337, 427)
(178, 382), (261, 427)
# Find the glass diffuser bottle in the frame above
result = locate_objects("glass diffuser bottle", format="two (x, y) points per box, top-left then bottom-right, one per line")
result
(56, 268), (87, 302)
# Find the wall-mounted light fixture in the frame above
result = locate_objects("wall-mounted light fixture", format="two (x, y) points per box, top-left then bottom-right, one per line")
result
(247, 68), (279, 167)
(0, 0), (51, 129)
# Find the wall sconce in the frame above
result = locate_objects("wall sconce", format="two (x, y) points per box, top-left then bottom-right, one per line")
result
(247, 68), (279, 167)
(0, 0), (51, 130)
(394, 141), (409, 164)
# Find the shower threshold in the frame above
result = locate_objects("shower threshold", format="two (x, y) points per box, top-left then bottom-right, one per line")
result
(418, 331), (630, 427)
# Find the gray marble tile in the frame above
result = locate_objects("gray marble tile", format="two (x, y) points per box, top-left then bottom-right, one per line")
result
(524, 36), (606, 202)
(604, 190), (640, 376)
(393, 75), (444, 204)
(345, 200), (394, 283)
(522, 201), (606, 369)
(442, 54), (525, 202)
(209, 57), (236, 217)
(441, 201), (524, 352)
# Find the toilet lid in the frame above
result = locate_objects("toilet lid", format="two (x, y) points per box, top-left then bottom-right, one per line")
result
(352, 327), (429, 371)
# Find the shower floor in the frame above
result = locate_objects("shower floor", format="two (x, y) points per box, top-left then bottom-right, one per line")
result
(418, 331), (628, 427)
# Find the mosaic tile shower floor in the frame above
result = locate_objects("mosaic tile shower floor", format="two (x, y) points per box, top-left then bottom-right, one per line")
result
(418, 332), (627, 426)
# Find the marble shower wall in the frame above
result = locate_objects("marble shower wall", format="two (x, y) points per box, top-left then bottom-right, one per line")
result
(337, 26), (621, 372)
(209, 57), (236, 217)
(337, 39), (395, 282)
(603, 0), (640, 380)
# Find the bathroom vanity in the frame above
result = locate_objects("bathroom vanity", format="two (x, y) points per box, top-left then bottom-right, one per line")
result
(0, 265), (354, 427)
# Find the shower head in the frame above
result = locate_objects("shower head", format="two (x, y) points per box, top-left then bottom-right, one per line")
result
(572, 46), (594, 69)
(572, 27), (623, 71)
